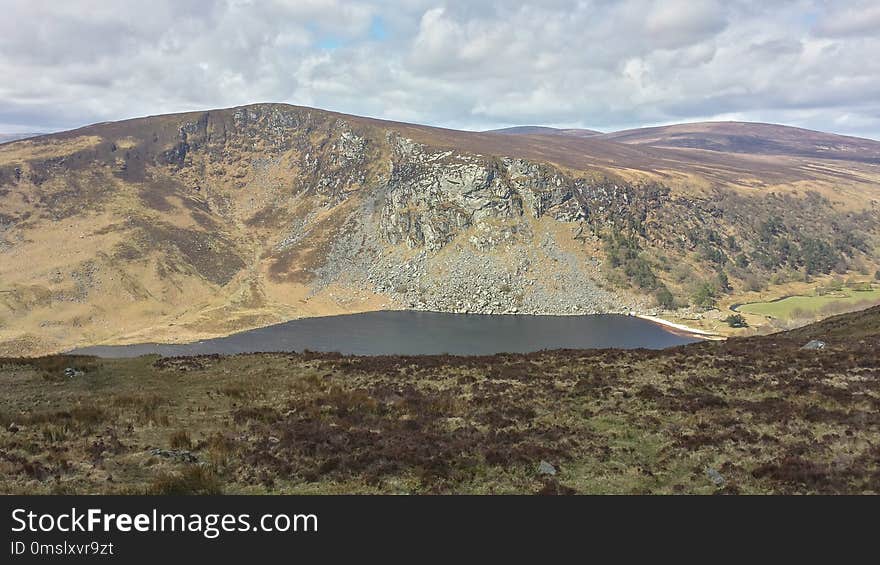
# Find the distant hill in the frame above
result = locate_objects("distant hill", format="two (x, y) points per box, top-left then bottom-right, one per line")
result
(598, 121), (880, 164)
(484, 125), (602, 137)
(0, 133), (42, 144)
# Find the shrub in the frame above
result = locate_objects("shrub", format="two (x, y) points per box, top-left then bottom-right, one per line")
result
(603, 229), (659, 290)
(22, 406), (107, 428)
(691, 282), (718, 309)
(203, 433), (239, 468)
(113, 394), (167, 425)
(700, 243), (726, 265)
(790, 307), (812, 320)
(743, 274), (765, 292)
(655, 286), (676, 310)
(826, 277), (845, 292)
(169, 430), (192, 450)
(847, 280), (872, 291)
(219, 384), (248, 398)
(724, 314), (748, 328)
(716, 271), (731, 293)
(147, 466), (222, 495)
(42, 424), (69, 443)
(625, 257), (658, 289)
(232, 406), (281, 424)
(671, 263), (694, 284)
(68, 406), (108, 425)
(801, 238), (838, 275)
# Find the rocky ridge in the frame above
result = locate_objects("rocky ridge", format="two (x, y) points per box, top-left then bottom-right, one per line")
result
(0, 103), (877, 354)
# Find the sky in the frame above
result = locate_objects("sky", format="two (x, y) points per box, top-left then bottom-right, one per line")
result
(1, 0), (879, 138)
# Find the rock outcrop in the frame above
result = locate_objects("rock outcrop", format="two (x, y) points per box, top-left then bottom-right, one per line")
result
(0, 103), (876, 354)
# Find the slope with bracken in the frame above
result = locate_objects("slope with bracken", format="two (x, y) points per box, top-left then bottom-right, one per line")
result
(0, 103), (878, 355)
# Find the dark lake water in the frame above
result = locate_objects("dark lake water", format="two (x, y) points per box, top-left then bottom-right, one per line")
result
(70, 311), (700, 358)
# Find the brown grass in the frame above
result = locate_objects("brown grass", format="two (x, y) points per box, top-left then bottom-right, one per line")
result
(0, 307), (878, 494)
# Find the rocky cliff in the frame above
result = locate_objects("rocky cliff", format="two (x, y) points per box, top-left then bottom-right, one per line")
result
(0, 103), (877, 354)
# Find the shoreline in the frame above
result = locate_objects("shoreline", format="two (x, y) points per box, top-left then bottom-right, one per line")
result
(634, 314), (725, 341)
(20, 309), (724, 357)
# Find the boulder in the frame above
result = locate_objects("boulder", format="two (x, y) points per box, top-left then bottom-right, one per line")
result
(149, 448), (198, 464)
(706, 467), (725, 487)
(537, 460), (557, 476)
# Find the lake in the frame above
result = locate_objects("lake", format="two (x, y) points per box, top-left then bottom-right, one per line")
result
(69, 311), (700, 357)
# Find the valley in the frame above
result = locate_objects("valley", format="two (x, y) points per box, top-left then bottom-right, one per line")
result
(1, 104), (879, 355)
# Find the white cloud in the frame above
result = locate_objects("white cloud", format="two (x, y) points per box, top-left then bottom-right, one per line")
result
(644, 0), (728, 49)
(814, 1), (880, 37)
(0, 0), (878, 139)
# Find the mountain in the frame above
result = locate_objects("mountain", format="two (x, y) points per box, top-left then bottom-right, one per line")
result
(599, 121), (880, 164)
(1, 103), (878, 355)
(384, 118), (880, 198)
(0, 133), (43, 144)
(484, 125), (602, 137)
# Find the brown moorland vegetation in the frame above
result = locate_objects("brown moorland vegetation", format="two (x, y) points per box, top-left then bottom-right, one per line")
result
(0, 305), (877, 494)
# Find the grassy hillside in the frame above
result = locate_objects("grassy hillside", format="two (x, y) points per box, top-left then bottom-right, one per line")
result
(784, 303), (880, 340)
(0, 306), (877, 495)
(1, 104), (879, 355)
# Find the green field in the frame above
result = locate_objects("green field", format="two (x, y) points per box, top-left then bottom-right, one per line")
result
(737, 287), (880, 319)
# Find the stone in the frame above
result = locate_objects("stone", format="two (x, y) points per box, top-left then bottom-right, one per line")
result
(149, 448), (198, 464)
(538, 460), (557, 476)
(706, 467), (725, 487)
(801, 340), (826, 351)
